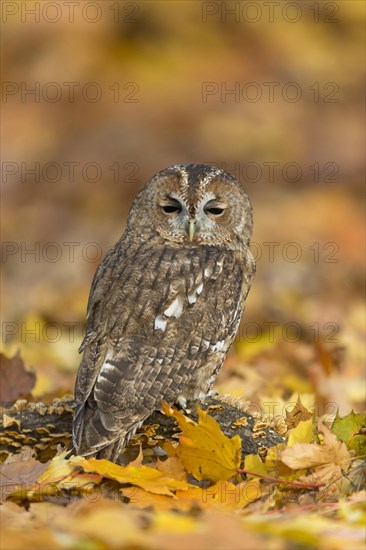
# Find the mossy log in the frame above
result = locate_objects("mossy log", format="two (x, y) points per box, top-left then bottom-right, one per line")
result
(0, 396), (286, 463)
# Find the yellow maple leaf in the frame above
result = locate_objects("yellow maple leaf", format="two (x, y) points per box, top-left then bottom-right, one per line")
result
(80, 456), (189, 496)
(162, 402), (241, 482)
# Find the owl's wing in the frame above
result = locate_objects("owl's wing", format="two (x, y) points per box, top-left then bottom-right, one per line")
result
(73, 241), (253, 456)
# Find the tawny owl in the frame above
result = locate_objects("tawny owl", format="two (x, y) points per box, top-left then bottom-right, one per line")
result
(73, 164), (255, 460)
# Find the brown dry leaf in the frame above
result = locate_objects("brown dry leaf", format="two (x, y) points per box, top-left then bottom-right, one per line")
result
(281, 420), (352, 487)
(285, 396), (313, 430)
(8, 452), (101, 503)
(162, 402), (241, 482)
(0, 352), (35, 403)
(80, 456), (189, 496)
(297, 463), (348, 488)
(0, 448), (49, 503)
(282, 420), (351, 470)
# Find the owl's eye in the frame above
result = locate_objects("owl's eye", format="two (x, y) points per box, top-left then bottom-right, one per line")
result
(161, 199), (182, 214)
(204, 206), (225, 216)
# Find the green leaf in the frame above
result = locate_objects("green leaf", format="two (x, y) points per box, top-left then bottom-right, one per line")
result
(332, 410), (366, 456)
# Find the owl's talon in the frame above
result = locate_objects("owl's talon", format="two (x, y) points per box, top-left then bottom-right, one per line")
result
(176, 396), (187, 409)
(176, 396), (191, 414)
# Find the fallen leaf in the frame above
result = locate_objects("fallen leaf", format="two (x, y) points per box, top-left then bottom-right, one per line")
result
(155, 456), (187, 481)
(7, 452), (101, 504)
(244, 453), (268, 477)
(282, 420), (351, 470)
(122, 478), (261, 512)
(246, 511), (366, 550)
(285, 396), (313, 430)
(332, 410), (366, 456)
(287, 419), (314, 447)
(152, 510), (199, 533)
(80, 456), (189, 496)
(150, 509), (271, 550)
(179, 479), (261, 511)
(0, 352), (35, 403)
(0, 501), (60, 550)
(53, 498), (146, 548)
(162, 403), (241, 482)
(281, 420), (352, 488)
(0, 449), (49, 503)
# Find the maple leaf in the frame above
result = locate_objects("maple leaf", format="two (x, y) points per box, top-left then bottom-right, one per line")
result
(0, 448), (49, 503)
(162, 402), (241, 482)
(79, 456), (189, 496)
(281, 420), (352, 487)
(0, 352), (35, 403)
(332, 410), (366, 456)
(7, 452), (101, 504)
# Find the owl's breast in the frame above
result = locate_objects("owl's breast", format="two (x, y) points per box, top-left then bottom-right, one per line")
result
(144, 245), (246, 346)
(103, 243), (252, 358)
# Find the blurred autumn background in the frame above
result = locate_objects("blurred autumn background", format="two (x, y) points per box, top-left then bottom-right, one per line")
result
(1, 1), (365, 549)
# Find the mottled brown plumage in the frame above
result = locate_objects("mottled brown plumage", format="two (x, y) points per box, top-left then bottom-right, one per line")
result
(73, 164), (255, 460)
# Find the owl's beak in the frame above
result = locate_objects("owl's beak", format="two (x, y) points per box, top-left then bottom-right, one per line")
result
(188, 219), (196, 241)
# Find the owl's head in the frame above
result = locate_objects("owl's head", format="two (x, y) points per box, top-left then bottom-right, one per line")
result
(127, 164), (253, 249)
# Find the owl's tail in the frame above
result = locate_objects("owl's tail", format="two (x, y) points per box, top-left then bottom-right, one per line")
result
(72, 398), (126, 461)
